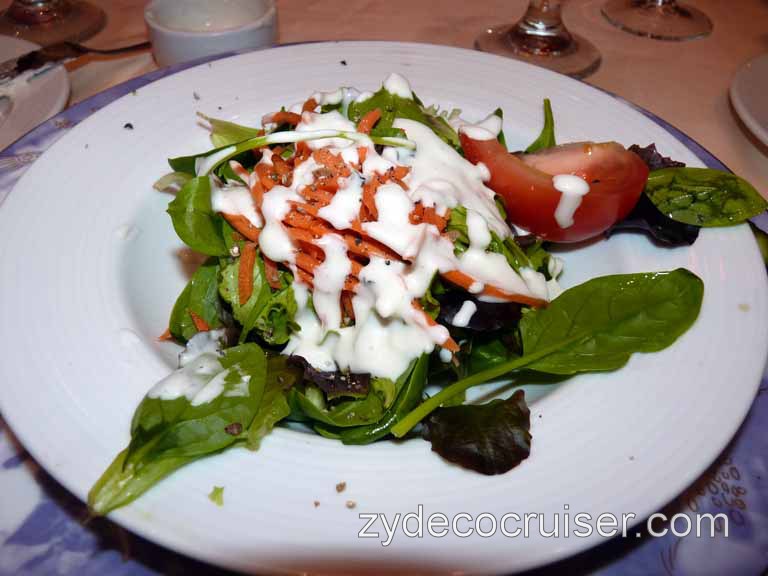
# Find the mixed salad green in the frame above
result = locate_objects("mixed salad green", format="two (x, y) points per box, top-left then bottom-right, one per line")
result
(88, 74), (764, 515)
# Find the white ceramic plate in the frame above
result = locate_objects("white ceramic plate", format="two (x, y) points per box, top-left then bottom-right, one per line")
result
(0, 36), (70, 151)
(730, 53), (768, 147)
(0, 42), (765, 574)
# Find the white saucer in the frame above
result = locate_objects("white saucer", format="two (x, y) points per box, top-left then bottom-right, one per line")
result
(730, 53), (768, 147)
(0, 36), (70, 151)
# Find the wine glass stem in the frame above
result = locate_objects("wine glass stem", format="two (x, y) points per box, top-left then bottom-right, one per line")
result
(512, 0), (574, 55)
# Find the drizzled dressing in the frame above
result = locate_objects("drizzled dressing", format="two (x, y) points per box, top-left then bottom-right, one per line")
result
(210, 73), (562, 379)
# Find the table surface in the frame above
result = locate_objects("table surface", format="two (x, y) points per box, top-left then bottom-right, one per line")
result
(3, 0), (766, 196)
(1, 1), (768, 575)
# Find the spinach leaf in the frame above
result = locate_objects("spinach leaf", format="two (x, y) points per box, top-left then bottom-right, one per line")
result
(467, 336), (517, 374)
(347, 86), (428, 139)
(292, 386), (386, 428)
(219, 253), (298, 345)
(245, 356), (300, 450)
(167, 176), (228, 256)
(645, 168), (767, 227)
(419, 275), (443, 320)
(168, 259), (223, 342)
(153, 171), (192, 194)
(198, 113), (263, 148)
(423, 390), (531, 475)
(606, 192), (700, 246)
(392, 268), (703, 436)
(168, 141), (237, 175)
(524, 99), (555, 154)
(447, 206), (553, 274)
(219, 256), (271, 341)
(520, 268), (704, 374)
(331, 354), (429, 444)
(751, 223), (768, 267)
(421, 107), (461, 151)
(251, 285), (298, 345)
(88, 343), (268, 515)
(493, 107), (507, 148)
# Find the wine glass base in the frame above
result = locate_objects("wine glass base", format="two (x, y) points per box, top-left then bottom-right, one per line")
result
(0, 1), (106, 47)
(601, 0), (712, 41)
(475, 25), (601, 80)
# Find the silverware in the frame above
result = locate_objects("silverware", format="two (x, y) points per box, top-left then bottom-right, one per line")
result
(0, 40), (150, 83)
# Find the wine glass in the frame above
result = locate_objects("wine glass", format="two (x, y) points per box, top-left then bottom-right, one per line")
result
(0, 0), (106, 47)
(475, 0), (601, 79)
(602, 0), (712, 41)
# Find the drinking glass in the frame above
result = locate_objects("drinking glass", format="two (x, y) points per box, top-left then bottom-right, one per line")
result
(475, 0), (601, 79)
(0, 0), (106, 46)
(602, 0), (712, 41)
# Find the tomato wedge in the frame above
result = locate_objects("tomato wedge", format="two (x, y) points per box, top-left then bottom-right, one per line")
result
(460, 134), (649, 242)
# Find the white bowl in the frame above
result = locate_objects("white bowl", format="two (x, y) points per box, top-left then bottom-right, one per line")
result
(144, 0), (276, 67)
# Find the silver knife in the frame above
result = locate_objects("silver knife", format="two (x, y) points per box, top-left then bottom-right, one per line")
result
(0, 41), (151, 84)
(0, 42), (84, 84)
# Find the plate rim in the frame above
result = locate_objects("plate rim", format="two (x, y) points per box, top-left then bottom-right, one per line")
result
(730, 53), (768, 148)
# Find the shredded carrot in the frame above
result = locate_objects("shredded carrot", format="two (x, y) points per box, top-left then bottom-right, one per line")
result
(312, 149), (351, 178)
(157, 327), (173, 341)
(343, 232), (400, 260)
(255, 162), (278, 191)
(411, 300), (459, 352)
(390, 166), (410, 180)
(302, 98), (318, 113)
(294, 141), (311, 166)
(341, 291), (355, 322)
(265, 111), (302, 126)
(344, 276), (359, 292)
(284, 226), (316, 243)
(361, 178), (380, 221)
(299, 185), (335, 206)
(263, 255), (281, 290)
(249, 178), (265, 210)
(441, 270), (547, 308)
(357, 146), (368, 168)
(349, 259), (363, 277)
(357, 108), (382, 134)
(422, 206), (448, 231)
(222, 213), (261, 243)
(189, 310), (210, 332)
(409, 202), (425, 225)
(272, 153), (292, 185)
(296, 267), (314, 287)
(295, 251), (323, 274)
(239, 242), (257, 304)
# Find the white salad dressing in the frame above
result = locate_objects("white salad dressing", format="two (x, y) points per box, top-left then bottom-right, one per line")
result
(383, 72), (413, 99)
(210, 179), (262, 228)
(312, 234), (352, 330)
(296, 110), (358, 150)
(208, 75), (565, 379)
(151, 330), (253, 406)
(458, 113), (502, 141)
(258, 185), (300, 264)
(393, 119), (509, 237)
(318, 172), (364, 230)
(553, 174), (590, 229)
(451, 300), (477, 328)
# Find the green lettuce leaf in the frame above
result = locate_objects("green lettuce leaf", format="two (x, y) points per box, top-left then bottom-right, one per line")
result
(167, 176), (228, 256)
(169, 259), (223, 342)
